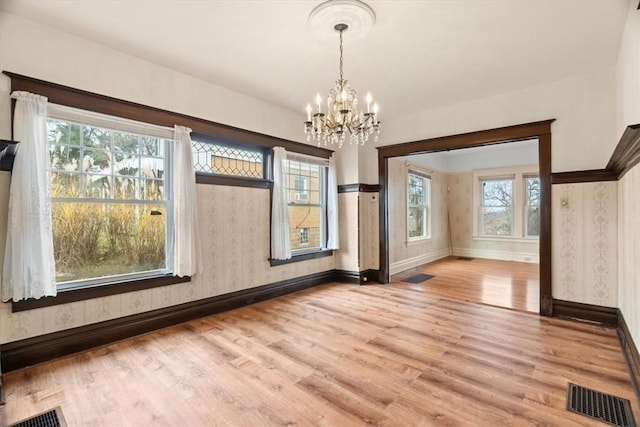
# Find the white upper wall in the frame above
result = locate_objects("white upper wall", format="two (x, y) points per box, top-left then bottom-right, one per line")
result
(377, 67), (617, 173)
(405, 139), (538, 173)
(616, 0), (640, 137)
(0, 11), (306, 144)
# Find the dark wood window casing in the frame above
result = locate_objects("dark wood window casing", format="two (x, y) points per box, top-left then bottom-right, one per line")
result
(4, 71), (333, 311)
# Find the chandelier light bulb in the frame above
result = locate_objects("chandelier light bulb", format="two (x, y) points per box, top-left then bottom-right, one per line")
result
(373, 103), (379, 115)
(366, 92), (372, 113)
(306, 104), (312, 121)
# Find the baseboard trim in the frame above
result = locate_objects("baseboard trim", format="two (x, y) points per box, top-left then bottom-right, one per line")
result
(0, 270), (336, 373)
(334, 269), (380, 285)
(617, 308), (640, 409)
(551, 299), (618, 326)
(451, 247), (539, 264)
(360, 269), (380, 284)
(389, 249), (450, 276)
(334, 270), (360, 284)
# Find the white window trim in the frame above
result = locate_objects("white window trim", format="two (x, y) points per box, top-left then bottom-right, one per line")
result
(406, 163), (431, 243)
(472, 165), (538, 241)
(48, 104), (175, 288)
(286, 153), (329, 255)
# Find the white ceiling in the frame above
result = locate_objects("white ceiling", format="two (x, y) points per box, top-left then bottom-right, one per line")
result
(1, 0), (630, 122)
(403, 139), (539, 173)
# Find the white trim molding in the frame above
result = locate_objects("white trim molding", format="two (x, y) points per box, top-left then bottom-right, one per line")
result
(451, 247), (539, 264)
(390, 248), (450, 276)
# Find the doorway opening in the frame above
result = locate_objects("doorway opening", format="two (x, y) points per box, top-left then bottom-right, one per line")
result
(377, 120), (554, 316)
(387, 140), (540, 313)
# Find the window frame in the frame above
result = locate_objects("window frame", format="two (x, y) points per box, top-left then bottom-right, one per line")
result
(6, 71), (333, 311)
(46, 104), (175, 291)
(299, 228), (310, 245)
(472, 166), (539, 241)
(406, 167), (431, 242)
(286, 154), (329, 256)
(478, 175), (515, 237)
(190, 132), (269, 184)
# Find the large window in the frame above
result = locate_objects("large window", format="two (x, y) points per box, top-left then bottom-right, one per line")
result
(407, 170), (431, 240)
(474, 168), (539, 239)
(479, 176), (514, 236)
(285, 155), (328, 253)
(48, 105), (173, 288)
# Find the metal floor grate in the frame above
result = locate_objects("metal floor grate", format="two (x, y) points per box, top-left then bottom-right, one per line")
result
(402, 273), (434, 284)
(457, 256), (474, 261)
(9, 407), (66, 427)
(567, 383), (635, 427)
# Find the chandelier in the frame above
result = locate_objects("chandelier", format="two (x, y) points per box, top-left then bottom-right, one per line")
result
(304, 22), (380, 148)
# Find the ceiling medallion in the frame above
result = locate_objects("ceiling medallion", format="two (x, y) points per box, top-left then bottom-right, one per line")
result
(304, 0), (380, 148)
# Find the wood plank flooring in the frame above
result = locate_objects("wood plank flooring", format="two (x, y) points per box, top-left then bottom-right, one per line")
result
(2, 281), (636, 426)
(393, 257), (539, 313)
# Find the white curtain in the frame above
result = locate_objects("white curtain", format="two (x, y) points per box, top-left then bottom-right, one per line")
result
(2, 91), (56, 302)
(271, 147), (291, 260)
(173, 125), (202, 277)
(327, 155), (339, 250)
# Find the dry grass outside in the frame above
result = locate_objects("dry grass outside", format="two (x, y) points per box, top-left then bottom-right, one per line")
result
(52, 202), (165, 283)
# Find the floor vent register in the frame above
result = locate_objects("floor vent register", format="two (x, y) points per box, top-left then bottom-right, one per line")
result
(567, 383), (635, 427)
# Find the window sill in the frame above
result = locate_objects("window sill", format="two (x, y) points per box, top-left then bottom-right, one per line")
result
(270, 249), (334, 267)
(407, 237), (432, 246)
(472, 235), (539, 243)
(196, 173), (272, 189)
(11, 274), (190, 313)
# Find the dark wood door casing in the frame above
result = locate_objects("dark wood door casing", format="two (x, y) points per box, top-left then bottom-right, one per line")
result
(377, 120), (555, 316)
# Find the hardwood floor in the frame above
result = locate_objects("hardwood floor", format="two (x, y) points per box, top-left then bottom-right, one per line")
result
(2, 281), (636, 426)
(393, 257), (539, 313)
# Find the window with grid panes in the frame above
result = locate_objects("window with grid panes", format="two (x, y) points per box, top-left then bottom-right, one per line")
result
(47, 104), (173, 288)
(407, 170), (431, 240)
(479, 176), (514, 236)
(191, 137), (265, 178)
(285, 154), (328, 253)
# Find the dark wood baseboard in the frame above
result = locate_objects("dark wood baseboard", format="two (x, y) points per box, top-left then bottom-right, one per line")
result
(618, 308), (640, 409)
(334, 269), (360, 284)
(0, 270), (335, 373)
(360, 269), (380, 284)
(334, 269), (380, 285)
(552, 298), (618, 326)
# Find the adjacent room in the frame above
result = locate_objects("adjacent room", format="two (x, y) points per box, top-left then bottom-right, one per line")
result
(1, 1), (639, 426)
(390, 140), (540, 313)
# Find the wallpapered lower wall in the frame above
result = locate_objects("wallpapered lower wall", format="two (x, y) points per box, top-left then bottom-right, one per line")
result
(336, 192), (359, 272)
(359, 192), (379, 272)
(552, 181), (618, 307)
(619, 163), (640, 346)
(336, 190), (380, 273)
(0, 184), (335, 344)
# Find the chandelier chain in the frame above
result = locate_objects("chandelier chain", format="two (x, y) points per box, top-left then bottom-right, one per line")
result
(339, 29), (344, 83)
